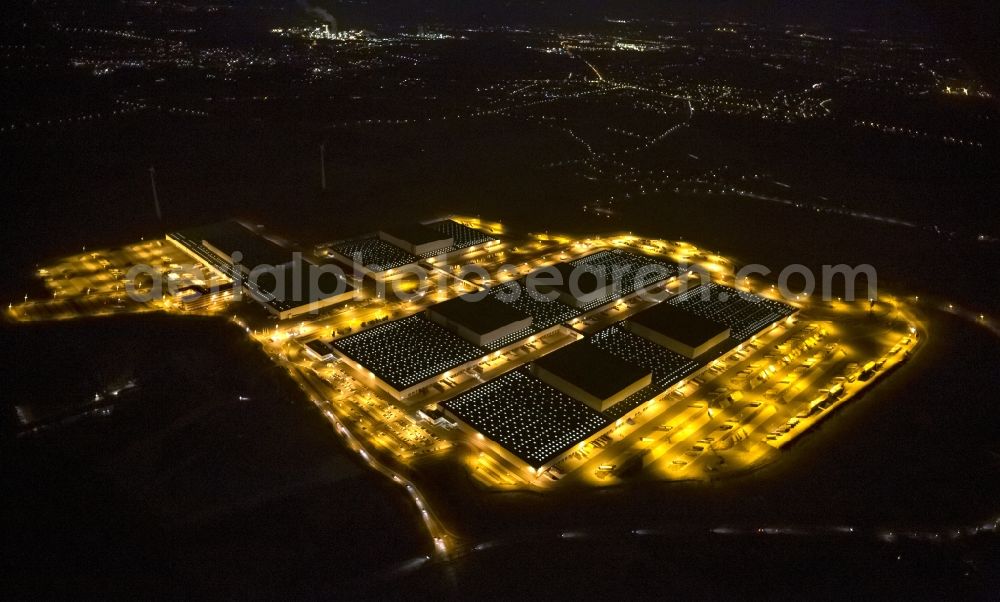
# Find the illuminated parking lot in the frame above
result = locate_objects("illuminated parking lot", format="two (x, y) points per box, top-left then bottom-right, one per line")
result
(668, 282), (797, 342)
(6, 222), (930, 498)
(442, 369), (611, 469)
(331, 313), (485, 394)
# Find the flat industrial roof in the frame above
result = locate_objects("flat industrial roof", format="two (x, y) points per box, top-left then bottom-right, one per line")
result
(442, 369), (611, 468)
(252, 260), (355, 312)
(589, 324), (702, 419)
(331, 236), (419, 272)
(541, 262), (612, 296)
(331, 314), (485, 392)
(305, 339), (334, 358)
(667, 283), (797, 342)
(176, 220), (293, 269)
(428, 294), (531, 335)
(380, 223), (452, 246)
(421, 219), (497, 256)
(565, 249), (684, 312)
(629, 301), (730, 348)
(533, 340), (651, 400)
(486, 278), (580, 332)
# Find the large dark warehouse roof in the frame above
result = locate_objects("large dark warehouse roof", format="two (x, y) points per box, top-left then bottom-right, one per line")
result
(380, 223), (452, 246)
(176, 220), (293, 268)
(543, 262), (614, 296)
(628, 301), (730, 348)
(428, 294), (531, 336)
(533, 340), (651, 401)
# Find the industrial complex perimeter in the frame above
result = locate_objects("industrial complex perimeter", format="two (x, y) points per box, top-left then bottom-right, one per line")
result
(8, 216), (924, 558)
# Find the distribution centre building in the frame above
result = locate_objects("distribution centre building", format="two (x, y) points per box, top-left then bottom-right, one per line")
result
(418, 219), (500, 259)
(252, 259), (357, 320)
(327, 236), (422, 281)
(378, 223), (454, 256)
(531, 340), (653, 412)
(167, 221), (356, 320)
(171, 220), (294, 274)
(534, 261), (617, 309)
(626, 301), (732, 359)
(427, 293), (534, 347)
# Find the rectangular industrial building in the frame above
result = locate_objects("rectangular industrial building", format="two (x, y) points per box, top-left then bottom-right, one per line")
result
(535, 262), (617, 309)
(331, 313), (487, 399)
(533, 249), (684, 313)
(441, 369), (611, 471)
(485, 278), (580, 334)
(378, 224), (454, 256)
(666, 283), (797, 342)
(627, 302), (731, 359)
(328, 236), (421, 280)
(168, 222), (354, 319)
(532, 340), (652, 412)
(419, 219), (499, 258)
(580, 284), (797, 420)
(427, 294), (533, 347)
(304, 339), (335, 360)
(328, 274), (592, 398)
(251, 259), (357, 320)
(170, 220), (293, 274)
(589, 324), (702, 419)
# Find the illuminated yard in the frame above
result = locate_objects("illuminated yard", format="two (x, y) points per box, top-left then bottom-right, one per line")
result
(5, 216), (929, 557)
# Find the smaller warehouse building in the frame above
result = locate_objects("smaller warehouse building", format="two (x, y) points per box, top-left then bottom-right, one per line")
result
(378, 224), (454, 256)
(532, 340), (652, 412)
(626, 301), (731, 359)
(304, 339), (335, 360)
(328, 236), (422, 282)
(427, 294), (533, 347)
(418, 219), (499, 259)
